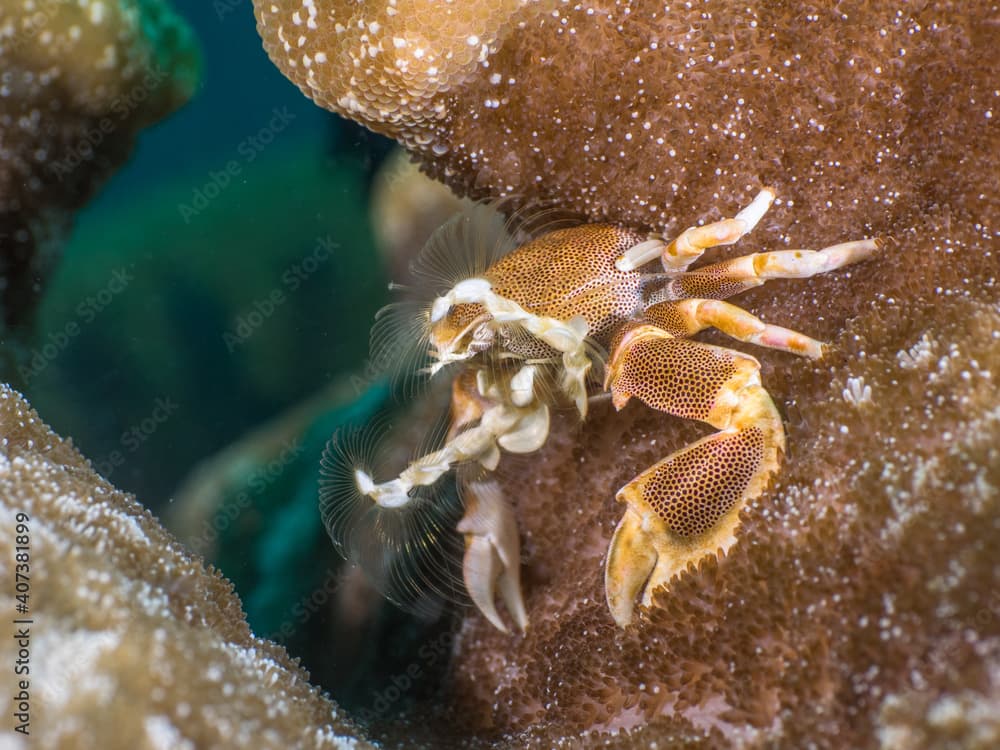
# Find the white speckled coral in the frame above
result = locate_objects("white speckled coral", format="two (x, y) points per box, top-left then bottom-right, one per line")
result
(248, 0), (1000, 744)
(254, 0), (554, 146)
(0, 386), (371, 750)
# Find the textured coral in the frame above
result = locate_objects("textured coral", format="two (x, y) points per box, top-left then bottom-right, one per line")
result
(254, 0), (997, 236)
(0, 385), (372, 749)
(878, 677), (1000, 750)
(254, 0), (1000, 746)
(255, 0), (553, 146)
(0, 0), (198, 359)
(420, 211), (1000, 747)
(351, 218), (998, 750)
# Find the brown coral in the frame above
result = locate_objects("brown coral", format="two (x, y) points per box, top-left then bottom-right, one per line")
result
(0, 0), (198, 370)
(254, 0), (554, 147)
(426, 189), (1000, 746)
(254, 0), (1000, 746)
(255, 0), (997, 236)
(0, 385), (372, 749)
(440, 281), (1000, 748)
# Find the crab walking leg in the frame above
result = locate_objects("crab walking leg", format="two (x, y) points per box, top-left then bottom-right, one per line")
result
(457, 479), (528, 632)
(615, 188), (776, 272)
(603, 325), (785, 627)
(646, 299), (826, 359)
(656, 238), (883, 302)
(447, 370), (490, 441)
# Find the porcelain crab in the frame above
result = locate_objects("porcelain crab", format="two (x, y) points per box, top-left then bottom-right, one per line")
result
(321, 189), (879, 631)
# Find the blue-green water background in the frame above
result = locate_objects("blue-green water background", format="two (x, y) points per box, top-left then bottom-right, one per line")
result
(29, 0), (390, 506)
(21, 0), (452, 714)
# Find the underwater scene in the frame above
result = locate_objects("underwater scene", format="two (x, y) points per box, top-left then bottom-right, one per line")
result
(1, 0), (998, 748)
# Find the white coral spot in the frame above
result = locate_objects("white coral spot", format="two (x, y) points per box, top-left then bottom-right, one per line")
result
(842, 376), (873, 407)
(896, 332), (936, 370)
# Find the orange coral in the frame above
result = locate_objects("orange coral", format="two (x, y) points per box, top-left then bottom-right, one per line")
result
(254, 0), (554, 147)
(433, 227), (1000, 746)
(255, 0), (997, 238)
(354, 284), (1000, 738)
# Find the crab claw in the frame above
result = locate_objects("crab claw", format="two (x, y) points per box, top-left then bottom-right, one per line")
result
(457, 480), (528, 632)
(604, 390), (784, 626)
(603, 327), (785, 627)
(605, 507), (659, 627)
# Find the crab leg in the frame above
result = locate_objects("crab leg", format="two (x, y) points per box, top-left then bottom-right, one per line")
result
(358, 370), (535, 630)
(355, 397), (549, 508)
(645, 298), (826, 359)
(457, 479), (528, 632)
(653, 238), (882, 302)
(603, 324), (784, 626)
(447, 370), (491, 440)
(450, 371), (531, 631)
(616, 188), (776, 272)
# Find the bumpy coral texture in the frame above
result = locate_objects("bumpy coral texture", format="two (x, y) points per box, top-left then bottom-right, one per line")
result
(0, 386), (372, 749)
(0, 0), (198, 349)
(254, 0), (553, 146)
(255, 0), (996, 236)
(255, 0), (999, 747)
(437, 284), (1000, 749)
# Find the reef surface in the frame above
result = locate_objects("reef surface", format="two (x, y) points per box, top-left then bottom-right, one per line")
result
(0, 384), (372, 748)
(255, 0), (997, 233)
(443, 275), (1000, 748)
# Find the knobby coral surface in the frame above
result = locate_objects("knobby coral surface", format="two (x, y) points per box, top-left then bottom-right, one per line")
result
(440, 268), (1000, 749)
(255, 0), (997, 234)
(0, 0), (198, 358)
(255, 0), (999, 746)
(255, 0), (553, 147)
(0, 385), (372, 749)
